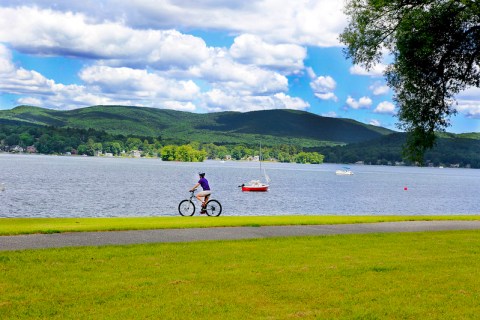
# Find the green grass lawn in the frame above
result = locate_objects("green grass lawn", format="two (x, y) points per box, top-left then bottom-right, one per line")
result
(1, 215), (480, 235)
(1, 230), (480, 319)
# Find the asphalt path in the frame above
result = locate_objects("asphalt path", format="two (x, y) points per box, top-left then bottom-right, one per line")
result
(2, 220), (480, 251)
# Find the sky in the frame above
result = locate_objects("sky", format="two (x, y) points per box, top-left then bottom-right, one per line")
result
(0, 0), (479, 133)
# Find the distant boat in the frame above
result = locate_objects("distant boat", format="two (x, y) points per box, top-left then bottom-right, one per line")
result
(335, 167), (354, 175)
(241, 180), (269, 192)
(0, 183), (5, 192)
(241, 143), (270, 192)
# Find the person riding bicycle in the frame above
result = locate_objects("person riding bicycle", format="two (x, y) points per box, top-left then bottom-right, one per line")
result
(190, 172), (211, 214)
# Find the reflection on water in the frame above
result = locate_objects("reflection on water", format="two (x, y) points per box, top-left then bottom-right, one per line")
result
(1, 154), (479, 217)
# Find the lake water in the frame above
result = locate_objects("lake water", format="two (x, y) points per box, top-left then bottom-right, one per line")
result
(0, 154), (479, 217)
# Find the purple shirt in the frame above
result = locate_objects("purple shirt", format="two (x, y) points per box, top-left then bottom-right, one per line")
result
(198, 177), (210, 191)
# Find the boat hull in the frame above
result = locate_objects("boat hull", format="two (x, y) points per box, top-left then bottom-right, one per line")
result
(335, 170), (353, 175)
(242, 185), (269, 192)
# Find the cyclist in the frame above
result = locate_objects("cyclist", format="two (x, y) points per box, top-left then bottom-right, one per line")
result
(190, 172), (211, 214)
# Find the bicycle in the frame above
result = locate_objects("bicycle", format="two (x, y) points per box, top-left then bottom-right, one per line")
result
(178, 190), (223, 217)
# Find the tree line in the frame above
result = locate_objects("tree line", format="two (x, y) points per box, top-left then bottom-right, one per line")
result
(313, 133), (480, 168)
(0, 124), (324, 164)
(3, 123), (477, 167)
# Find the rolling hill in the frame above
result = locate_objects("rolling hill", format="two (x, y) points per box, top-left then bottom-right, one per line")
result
(0, 105), (394, 147)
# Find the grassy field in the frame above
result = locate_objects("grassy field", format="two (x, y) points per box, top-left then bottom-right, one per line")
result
(1, 215), (480, 235)
(1, 230), (480, 319)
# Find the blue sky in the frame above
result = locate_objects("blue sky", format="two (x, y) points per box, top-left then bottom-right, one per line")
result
(0, 1), (478, 133)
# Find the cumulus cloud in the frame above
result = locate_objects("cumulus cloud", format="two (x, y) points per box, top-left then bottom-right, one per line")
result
(0, 44), (49, 95)
(202, 89), (309, 112)
(194, 54), (289, 95)
(346, 96), (372, 110)
(1, 37), (304, 112)
(162, 101), (197, 112)
(369, 82), (390, 95)
(0, 0), (347, 58)
(230, 34), (306, 73)
(0, 44), (202, 109)
(79, 65), (200, 101)
(321, 111), (338, 117)
(307, 68), (338, 102)
(369, 119), (382, 126)
(0, 7), (211, 70)
(1, 0), (346, 47)
(0, 7), (307, 113)
(350, 64), (386, 77)
(455, 87), (480, 119)
(456, 102), (480, 119)
(374, 101), (396, 114)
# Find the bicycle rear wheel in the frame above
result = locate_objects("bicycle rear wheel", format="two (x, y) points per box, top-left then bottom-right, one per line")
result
(178, 200), (195, 216)
(205, 200), (222, 217)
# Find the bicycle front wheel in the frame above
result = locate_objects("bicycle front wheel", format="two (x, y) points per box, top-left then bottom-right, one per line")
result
(205, 200), (222, 217)
(178, 200), (195, 216)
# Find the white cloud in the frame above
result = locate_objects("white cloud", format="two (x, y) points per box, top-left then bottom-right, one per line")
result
(306, 67), (316, 79)
(79, 65), (200, 101)
(321, 111), (338, 117)
(455, 87), (480, 119)
(346, 96), (372, 109)
(374, 101), (396, 114)
(369, 119), (381, 126)
(1, 44), (204, 110)
(31, 0), (347, 46)
(230, 34), (306, 73)
(202, 89), (309, 112)
(17, 97), (42, 106)
(315, 92), (337, 101)
(1, 0), (346, 47)
(350, 64), (386, 77)
(195, 54), (289, 95)
(0, 7), (211, 70)
(309, 74), (338, 102)
(455, 102), (480, 119)
(0, 44), (51, 95)
(162, 101), (196, 112)
(369, 82), (390, 95)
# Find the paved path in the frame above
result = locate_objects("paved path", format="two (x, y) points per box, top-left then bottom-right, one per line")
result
(2, 220), (480, 251)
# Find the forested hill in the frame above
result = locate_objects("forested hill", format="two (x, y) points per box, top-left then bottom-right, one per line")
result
(0, 105), (394, 146)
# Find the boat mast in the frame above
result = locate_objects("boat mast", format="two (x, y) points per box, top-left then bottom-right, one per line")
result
(259, 142), (262, 175)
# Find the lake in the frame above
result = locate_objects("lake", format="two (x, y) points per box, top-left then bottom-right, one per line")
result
(0, 153), (479, 217)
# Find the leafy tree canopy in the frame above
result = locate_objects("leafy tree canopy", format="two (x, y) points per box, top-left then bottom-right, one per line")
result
(340, 0), (480, 163)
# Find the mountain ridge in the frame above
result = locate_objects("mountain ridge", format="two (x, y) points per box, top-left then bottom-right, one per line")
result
(0, 105), (395, 146)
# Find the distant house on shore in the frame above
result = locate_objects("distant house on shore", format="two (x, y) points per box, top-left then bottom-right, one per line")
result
(26, 146), (37, 153)
(131, 150), (142, 158)
(10, 145), (24, 153)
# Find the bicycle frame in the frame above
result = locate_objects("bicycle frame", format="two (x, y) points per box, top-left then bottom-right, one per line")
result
(179, 190), (222, 217)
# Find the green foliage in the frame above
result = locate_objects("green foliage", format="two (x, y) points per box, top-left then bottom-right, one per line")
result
(0, 124), (159, 157)
(294, 151), (324, 164)
(0, 105), (392, 147)
(161, 144), (207, 162)
(1, 105), (478, 166)
(315, 132), (480, 168)
(340, 0), (480, 163)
